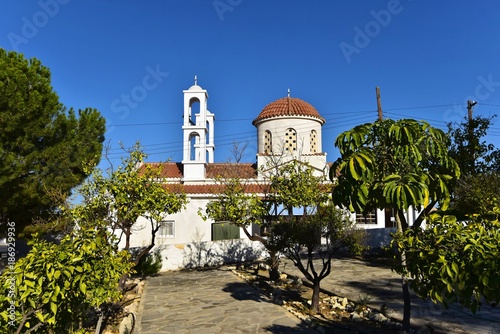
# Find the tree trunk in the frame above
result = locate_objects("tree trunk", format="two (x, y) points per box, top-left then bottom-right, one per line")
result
(269, 250), (280, 281)
(241, 226), (281, 281)
(401, 273), (411, 332)
(395, 209), (411, 332)
(310, 280), (321, 314)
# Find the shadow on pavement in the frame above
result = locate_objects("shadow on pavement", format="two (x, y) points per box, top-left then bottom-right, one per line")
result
(222, 281), (270, 303)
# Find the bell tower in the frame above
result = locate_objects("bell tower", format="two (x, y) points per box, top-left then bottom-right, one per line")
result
(182, 76), (215, 181)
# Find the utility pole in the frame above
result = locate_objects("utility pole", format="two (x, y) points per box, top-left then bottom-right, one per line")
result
(467, 100), (477, 175)
(376, 87), (383, 121)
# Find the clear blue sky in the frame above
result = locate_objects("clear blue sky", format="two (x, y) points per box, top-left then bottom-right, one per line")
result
(1, 1), (500, 169)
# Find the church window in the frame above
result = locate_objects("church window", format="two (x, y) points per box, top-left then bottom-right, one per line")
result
(285, 128), (297, 152)
(264, 130), (272, 154)
(310, 130), (317, 153)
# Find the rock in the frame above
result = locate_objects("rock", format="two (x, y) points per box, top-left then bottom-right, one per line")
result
(119, 312), (135, 334)
(280, 273), (288, 281)
(369, 312), (388, 323)
(350, 312), (364, 322)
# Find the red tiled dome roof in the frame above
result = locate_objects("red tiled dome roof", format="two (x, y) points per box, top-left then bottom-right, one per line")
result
(252, 97), (325, 125)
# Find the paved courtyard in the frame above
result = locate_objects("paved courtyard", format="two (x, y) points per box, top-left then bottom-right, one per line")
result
(137, 267), (318, 333)
(137, 258), (500, 333)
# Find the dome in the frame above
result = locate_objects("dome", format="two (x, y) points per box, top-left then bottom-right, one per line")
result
(252, 97), (325, 125)
(187, 84), (203, 91)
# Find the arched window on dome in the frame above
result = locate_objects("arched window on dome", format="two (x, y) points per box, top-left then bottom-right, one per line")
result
(264, 130), (272, 154)
(285, 128), (297, 152)
(310, 130), (317, 153)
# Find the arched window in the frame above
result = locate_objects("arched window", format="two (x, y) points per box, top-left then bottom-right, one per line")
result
(285, 128), (297, 152)
(310, 130), (317, 153)
(189, 132), (200, 161)
(188, 98), (200, 125)
(264, 130), (272, 154)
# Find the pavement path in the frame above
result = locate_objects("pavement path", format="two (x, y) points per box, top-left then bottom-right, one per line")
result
(137, 267), (318, 334)
(137, 258), (500, 334)
(279, 257), (500, 334)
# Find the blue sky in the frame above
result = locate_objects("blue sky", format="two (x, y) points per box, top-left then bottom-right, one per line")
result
(1, 1), (500, 169)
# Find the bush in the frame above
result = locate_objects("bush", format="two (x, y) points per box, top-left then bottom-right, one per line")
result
(0, 228), (133, 333)
(134, 248), (163, 277)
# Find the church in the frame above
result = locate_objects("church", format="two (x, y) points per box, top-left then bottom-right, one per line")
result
(124, 79), (407, 271)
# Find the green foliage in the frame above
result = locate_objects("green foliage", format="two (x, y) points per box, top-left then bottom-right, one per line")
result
(134, 248), (163, 277)
(0, 228), (133, 333)
(447, 114), (500, 175)
(450, 172), (500, 219)
(0, 49), (105, 233)
(74, 143), (188, 263)
(200, 177), (267, 228)
(392, 212), (500, 313)
(331, 119), (460, 228)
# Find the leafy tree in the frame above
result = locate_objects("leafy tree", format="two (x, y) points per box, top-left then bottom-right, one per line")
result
(201, 159), (366, 313)
(268, 161), (366, 313)
(199, 173), (275, 276)
(74, 144), (188, 269)
(330, 119), (460, 331)
(447, 115), (500, 218)
(447, 114), (500, 175)
(450, 172), (500, 219)
(0, 49), (105, 234)
(393, 211), (500, 313)
(0, 228), (132, 333)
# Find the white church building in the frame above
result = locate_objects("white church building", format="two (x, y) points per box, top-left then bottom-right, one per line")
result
(125, 79), (410, 271)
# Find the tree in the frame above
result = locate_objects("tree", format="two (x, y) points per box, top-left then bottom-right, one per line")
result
(330, 119), (460, 331)
(268, 161), (366, 313)
(199, 173), (276, 276)
(447, 115), (500, 218)
(74, 144), (188, 269)
(447, 114), (500, 175)
(393, 211), (500, 313)
(0, 228), (133, 333)
(450, 172), (500, 219)
(0, 49), (105, 234)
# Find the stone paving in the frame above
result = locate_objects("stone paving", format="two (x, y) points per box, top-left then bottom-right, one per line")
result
(137, 267), (318, 333)
(138, 258), (500, 334)
(279, 257), (500, 334)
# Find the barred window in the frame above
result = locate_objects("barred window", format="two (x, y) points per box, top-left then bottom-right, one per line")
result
(356, 211), (377, 224)
(264, 130), (272, 154)
(310, 130), (317, 153)
(284, 128), (297, 152)
(159, 221), (175, 237)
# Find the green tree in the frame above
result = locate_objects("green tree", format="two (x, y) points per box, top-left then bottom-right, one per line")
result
(199, 172), (274, 276)
(269, 161), (366, 313)
(0, 49), (105, 233)
(393, 211), (500, 313)
(0, 228), (132, 333)
(330, 119), (460, 331)
(450, 172), (500, 219)
(447, 115), (500, 219)
(75, 144), (188, 268)
(447, 114), (500, 175)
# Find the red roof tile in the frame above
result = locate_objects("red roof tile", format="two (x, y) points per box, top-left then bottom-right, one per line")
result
(252, 97), (325, 125)
(163, 183), (267, 195)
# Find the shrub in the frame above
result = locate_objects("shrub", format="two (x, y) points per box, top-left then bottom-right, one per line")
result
(0, 228), (133, 333)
